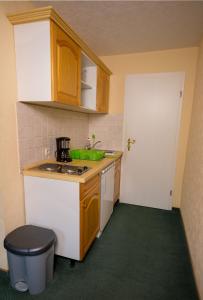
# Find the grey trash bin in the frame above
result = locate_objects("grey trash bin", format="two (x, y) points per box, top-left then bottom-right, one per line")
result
(4, 225), (56, 295)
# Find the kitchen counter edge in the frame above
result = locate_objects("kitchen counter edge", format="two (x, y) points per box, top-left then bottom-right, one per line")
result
(23, 152), (122, 183)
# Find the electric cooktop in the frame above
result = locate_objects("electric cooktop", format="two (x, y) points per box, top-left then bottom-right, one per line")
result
(38, 163), (90, 175)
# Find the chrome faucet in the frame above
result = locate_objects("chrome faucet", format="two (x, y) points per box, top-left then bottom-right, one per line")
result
(84, 139), (101, 150)
(91, 141), (101, 149)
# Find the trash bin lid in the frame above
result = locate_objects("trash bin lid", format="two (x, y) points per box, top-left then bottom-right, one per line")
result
(4, 225), (56, 256)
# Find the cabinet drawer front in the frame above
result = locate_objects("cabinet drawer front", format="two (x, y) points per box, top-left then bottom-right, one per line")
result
(80, 174), (100, 200)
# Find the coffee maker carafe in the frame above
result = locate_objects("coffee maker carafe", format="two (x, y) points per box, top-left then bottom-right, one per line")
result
(56, 137), (72, 162)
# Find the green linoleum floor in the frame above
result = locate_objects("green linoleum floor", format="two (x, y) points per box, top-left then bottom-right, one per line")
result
(0, 203), (199, 300)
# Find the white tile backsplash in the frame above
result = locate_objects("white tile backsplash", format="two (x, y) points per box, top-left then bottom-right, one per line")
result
(17, 103), (89, 167)
(88, 114), (123, 150)
(17, 103), (124, 168)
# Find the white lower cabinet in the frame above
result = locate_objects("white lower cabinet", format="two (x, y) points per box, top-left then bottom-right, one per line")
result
(24, 176), (80, 260)
(24, 174), (100, 261)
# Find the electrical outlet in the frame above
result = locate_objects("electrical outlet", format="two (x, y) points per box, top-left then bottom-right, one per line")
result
(44, 147), (51, 158)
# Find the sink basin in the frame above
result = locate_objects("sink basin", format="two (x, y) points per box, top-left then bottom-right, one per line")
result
(104, 150), (117, 156)
(104, 150), (116, 154)
(92, 149), (118, 156)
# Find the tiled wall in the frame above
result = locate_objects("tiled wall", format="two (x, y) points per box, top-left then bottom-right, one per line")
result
(181, 39), (203, 299)
(88, 113), (123, 150)
(17, 103), (123, 168)
(17, 103), (89, 167)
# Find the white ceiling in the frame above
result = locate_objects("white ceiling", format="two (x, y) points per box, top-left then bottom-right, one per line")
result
(6, 1), (203, 56)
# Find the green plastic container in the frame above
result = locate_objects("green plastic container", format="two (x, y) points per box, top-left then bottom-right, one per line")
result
(70, 149), (105, 161)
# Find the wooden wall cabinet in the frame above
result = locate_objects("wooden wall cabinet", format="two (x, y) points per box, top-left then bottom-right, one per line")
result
(114, 158), (121, 204)
(51, 22), (81, 106)
(97, 67), (110, 113)
(80, 174), (100, 260)
(8, 6), (112, 113)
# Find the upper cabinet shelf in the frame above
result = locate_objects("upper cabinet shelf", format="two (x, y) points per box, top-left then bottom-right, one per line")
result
(81, 81), (92, 90)
(8, 6), (111, 114)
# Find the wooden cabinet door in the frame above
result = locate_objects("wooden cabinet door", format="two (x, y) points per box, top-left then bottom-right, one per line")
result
(114, 158), (121, 204)
(80, 175), (100, 260)
(51, 22), (81, 106)
(96, 67), (110, 113)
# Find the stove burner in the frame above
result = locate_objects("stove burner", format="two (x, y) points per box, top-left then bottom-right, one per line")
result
(38, 163), (90, 175)
(39, 163), (60, 172)
(60, 165), (89, 175)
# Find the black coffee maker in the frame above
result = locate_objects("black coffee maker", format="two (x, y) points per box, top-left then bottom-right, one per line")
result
(56, 137), (72, 162)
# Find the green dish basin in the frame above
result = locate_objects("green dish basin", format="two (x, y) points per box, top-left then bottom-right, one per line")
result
(70, 149), (105, 161)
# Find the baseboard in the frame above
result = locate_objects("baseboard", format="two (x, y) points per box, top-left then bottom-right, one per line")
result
(0, 267), (8, 273)
(179, 210), (200, 300)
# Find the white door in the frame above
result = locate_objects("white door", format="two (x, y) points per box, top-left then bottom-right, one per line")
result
(120, 72), (184, 210)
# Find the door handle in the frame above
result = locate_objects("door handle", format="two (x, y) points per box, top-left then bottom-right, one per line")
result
(127, 138), (136, 151)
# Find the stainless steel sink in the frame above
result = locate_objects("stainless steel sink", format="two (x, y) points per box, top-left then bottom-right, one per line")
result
(104, 150), (116, 153)
(104, 150), (117, 156)
(94, 149), (117, 155)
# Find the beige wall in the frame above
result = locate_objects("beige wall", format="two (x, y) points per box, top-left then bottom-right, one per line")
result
(0, 5), (29, 269)
(181, 39), (203, 300)
(0, 2), (38, 270)
(101, 48), (198, 207)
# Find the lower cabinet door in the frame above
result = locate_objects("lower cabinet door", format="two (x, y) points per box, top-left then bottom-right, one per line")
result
(114, 158), (121, 204)
(80, 191), (99, 260)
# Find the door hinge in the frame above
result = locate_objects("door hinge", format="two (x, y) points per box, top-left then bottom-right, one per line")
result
(180, 90), (183, 98)
(170, 190), (173, 196)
